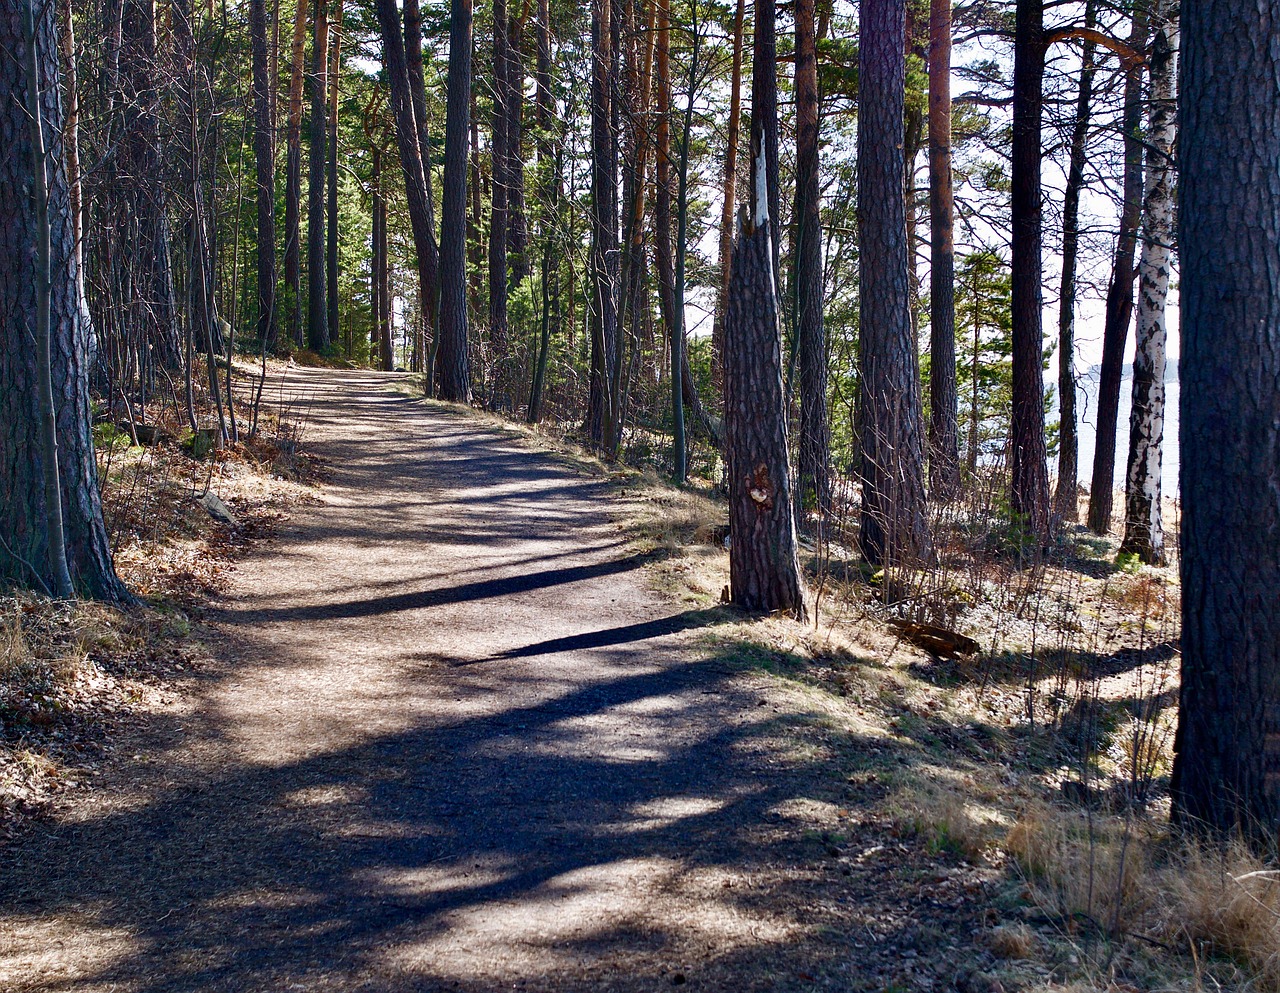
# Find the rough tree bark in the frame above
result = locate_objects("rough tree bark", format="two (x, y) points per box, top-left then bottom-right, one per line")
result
(1088, 3), (1148, 534)
(249, 0), (278, 350)
(403, 0), (435, 192)
(652, 0), (717, 451)
(1009, 0), (1050, 537)
(403, 0), (440, 376)
(283, 0), (308, 348)
(118, 0), (181, 371)
(1170, 0), (1280, 842)
(527, 0), (559, 424)
(927, 0), (959, 499)
(306, 0), (330, 351)
(1052, 0), (1098, 523)
(724, 10), (806, 619)
(857, 0), (931, 565)
(794, 0), (830, 525)
(754, 0), (781, 288)
(56, 0), (85, 329)
(506, 11), (529, 286)
(437, 0), (472, 401)
(653, 0), (684, 479)
(1119, 0), (1176, 566)
(326, 0), (343, 351)
(712, 0), (744, 394)
(1, 1), (129, 602)
(374, 0), (440, 374)
(587, 0), (620, 452)
(370, 142), (383, 366)
(490, 0), (513, 407)
(618, 0), (654, 416)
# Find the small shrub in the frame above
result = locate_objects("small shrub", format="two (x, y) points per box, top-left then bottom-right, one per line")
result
(1114, 551), (1142, 575)
(93, 420), (135, 454)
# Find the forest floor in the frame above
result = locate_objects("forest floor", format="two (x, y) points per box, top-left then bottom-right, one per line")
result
(0, 367), (1256, 993)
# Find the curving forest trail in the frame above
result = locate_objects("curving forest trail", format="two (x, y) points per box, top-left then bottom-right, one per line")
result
(1, 369), (994, 992)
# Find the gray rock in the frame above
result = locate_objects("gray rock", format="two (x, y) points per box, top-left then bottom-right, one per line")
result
(200, 492), (239, 527)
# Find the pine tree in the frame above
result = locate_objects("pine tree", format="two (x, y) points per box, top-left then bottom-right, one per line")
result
(1171, 0), (1280, 842)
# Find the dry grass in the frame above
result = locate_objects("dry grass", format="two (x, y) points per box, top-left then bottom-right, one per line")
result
(891, 784), (998, 863)
(1005, 805), (1153, 936)
(988, 923), (1040, 959)
(1163, 840), (1280, 989)
(998, 802), (1280, 990)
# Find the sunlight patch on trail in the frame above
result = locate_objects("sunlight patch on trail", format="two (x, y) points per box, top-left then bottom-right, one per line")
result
(379, 856), (795, 983)
(0, 917), (137, 989)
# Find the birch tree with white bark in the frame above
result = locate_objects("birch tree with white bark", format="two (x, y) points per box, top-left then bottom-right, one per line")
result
(1120, 0), (1178, 565)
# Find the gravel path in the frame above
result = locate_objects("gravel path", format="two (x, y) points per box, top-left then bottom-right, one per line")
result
(0, 369), (991, 992)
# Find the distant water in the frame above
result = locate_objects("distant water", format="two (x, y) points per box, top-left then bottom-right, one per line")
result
(1053, 364), (1180, 498)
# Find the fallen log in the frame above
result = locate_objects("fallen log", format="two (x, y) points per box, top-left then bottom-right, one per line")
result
(887, 619), (980, 660)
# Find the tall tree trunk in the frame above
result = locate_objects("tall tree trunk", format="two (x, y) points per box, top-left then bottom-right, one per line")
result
(724, 2), (806, 620)
(587, 0), (619, 452)
(374, 146), (393, 370)
(619, 0), (654, 404)
(374, 0), (440, 374)
(794, 0), (830, 526)
(651, 0), (715, 451)
(250, 0), (278, 350)
(653, 0), (682, 474)
(1087, 3), (1149, 534)
(754, 0), (781, 289)
(1009, 0), (1050, 538)
(1, 0), (128, 602)
(326, 0), (343, 351)
(468, 83), (485, 318)
(490, 0), (513, 408)
(57, 0), (86, 332)
(173, 0), (224, 434)
(438, 0), (473, 401)
(284, 0), (308, 348)
(1170, 0), (1280, 842)
(1119, 0), (1176, 566)
(712, 0), (745, 395)
(120, 0), (181, 371)
(528, 0), (558, 423)
(23, 0), (72, 598)
(927, 0), (959, 499)
(1052, 0), (1097, 522)
(506, 12), (529, 285)
(403, 0), (434, 183)
(857, 0), (931, 565)
(306, 0), (330, 351)
(370, 144), (383, 365)
(668, 5), (703, 484)
(403, 0), (439, 379)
